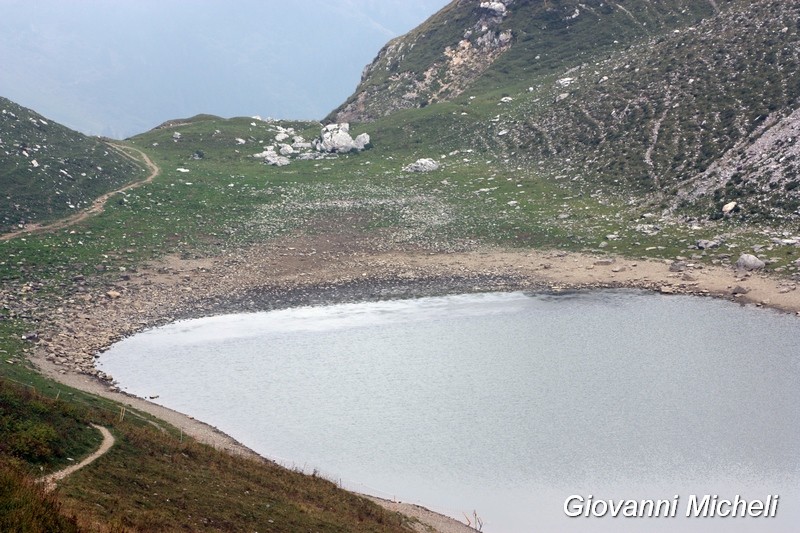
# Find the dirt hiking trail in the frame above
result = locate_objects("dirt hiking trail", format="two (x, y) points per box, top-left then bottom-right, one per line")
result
(1, 144), (160, 242)
(38, 424), (115, 492)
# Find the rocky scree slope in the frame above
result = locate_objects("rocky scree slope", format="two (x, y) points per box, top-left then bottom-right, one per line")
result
(0, 97), (144, 233)
(329, 0), (719, 123)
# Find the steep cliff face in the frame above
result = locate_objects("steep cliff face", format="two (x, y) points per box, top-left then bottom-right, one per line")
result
(329, 0), (720, 124)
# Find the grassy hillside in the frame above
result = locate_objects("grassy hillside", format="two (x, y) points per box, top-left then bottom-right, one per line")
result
(1, 461), (82, 533)
(0, 96), (145, 233)
(0, 370), (412, 533)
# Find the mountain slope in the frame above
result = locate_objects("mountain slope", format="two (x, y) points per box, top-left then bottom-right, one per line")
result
(329, 0), (720, 123)
(333, 0), (800, 222)
(482, 0), (800, 220)
(0, 97), (145, 233)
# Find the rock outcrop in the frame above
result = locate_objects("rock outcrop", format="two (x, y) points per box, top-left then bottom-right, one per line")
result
(329, 0), (516, 123)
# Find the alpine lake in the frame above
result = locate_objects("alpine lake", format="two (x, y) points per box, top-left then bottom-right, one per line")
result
(98, 290), (800, 532)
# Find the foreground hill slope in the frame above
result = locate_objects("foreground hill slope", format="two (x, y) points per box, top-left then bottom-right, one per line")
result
(0, 97), (145, 233)
(334, 0), (800, 222)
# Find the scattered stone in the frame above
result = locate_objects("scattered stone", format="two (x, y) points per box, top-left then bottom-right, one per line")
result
(731, 285), (750, 295)
(594, 259), (615, 266)
(105, 290), (122, 299)
(254, 150), (290, 167)
(660, 286), (675, 294)
(696, 239), (720, 250)
(635, 224), (661, 236)
(722, 201), (738, 214)
(403, 158), (440, 173)
(735, 254), (765, 271)
(668, 261), (687, 272)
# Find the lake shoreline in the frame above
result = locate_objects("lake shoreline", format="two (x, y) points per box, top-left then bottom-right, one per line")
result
(25, 235), (800, 532)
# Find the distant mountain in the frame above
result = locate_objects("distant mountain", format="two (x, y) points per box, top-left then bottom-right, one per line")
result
(331, 0), (800, 221)
(0, 97), (144, 232)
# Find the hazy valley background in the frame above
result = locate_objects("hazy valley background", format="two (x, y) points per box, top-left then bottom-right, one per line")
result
(0, 0), (446, 138)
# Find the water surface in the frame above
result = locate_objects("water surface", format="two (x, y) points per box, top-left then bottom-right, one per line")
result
(98, 290), (800, 532)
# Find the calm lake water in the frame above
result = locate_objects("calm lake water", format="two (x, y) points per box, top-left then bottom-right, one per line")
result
(98, 290), (800, 532)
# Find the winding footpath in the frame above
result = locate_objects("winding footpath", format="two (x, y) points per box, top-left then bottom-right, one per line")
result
(38, 424), (115, 492)
(0, 143), (160, 242)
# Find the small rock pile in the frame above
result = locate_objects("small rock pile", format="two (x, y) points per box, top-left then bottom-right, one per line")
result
(253, 123), (370, 166)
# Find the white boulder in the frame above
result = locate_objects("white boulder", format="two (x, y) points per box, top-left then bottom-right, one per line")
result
(354, 133), (371, 150)
(319, 123), (356, 152)
(403, 158), (440, 173)
(316, 123), (370, 153)
(696, 239), (720, 250)
(265, 152), (290, 166)
(735, 254), (765, 271)
(254, 149), (290, 167)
